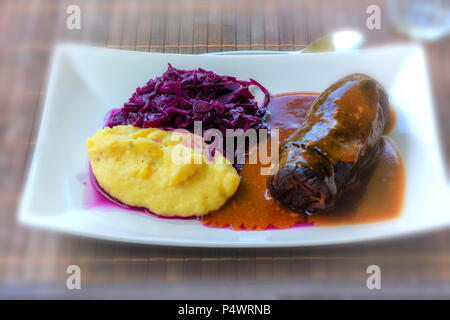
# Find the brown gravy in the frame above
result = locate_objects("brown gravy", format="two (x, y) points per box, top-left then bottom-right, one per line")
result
(201, 93), (406, 230)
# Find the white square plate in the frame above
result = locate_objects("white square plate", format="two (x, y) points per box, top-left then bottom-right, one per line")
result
(18, 43), (450, 247)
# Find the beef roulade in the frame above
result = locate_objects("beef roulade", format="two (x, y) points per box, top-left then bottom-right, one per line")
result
(267, 73), (390, 213)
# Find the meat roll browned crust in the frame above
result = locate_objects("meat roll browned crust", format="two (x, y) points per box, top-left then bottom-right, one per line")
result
(267, 73), (390, 213)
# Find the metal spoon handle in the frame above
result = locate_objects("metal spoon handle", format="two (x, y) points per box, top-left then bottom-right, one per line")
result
(204, 50), (301, 55)
(203, 30), (364, 55)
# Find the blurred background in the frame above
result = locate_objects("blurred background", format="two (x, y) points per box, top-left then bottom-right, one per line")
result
(1, 0), (450, 299)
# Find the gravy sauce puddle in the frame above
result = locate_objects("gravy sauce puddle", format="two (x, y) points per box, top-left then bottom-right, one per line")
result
(201, 92), (406, 229)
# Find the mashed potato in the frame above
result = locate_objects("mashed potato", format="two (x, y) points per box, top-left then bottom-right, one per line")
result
(87, 125), (240, 217)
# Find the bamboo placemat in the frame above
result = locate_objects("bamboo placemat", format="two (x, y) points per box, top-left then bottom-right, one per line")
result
(1, 0), (450, 298)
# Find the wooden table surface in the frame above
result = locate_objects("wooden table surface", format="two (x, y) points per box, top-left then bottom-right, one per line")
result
(1, 0), (450, 299)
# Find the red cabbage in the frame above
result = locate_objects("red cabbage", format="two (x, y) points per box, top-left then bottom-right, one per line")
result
(105, 64), (269, 134)
(104, 64), (270, 168)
